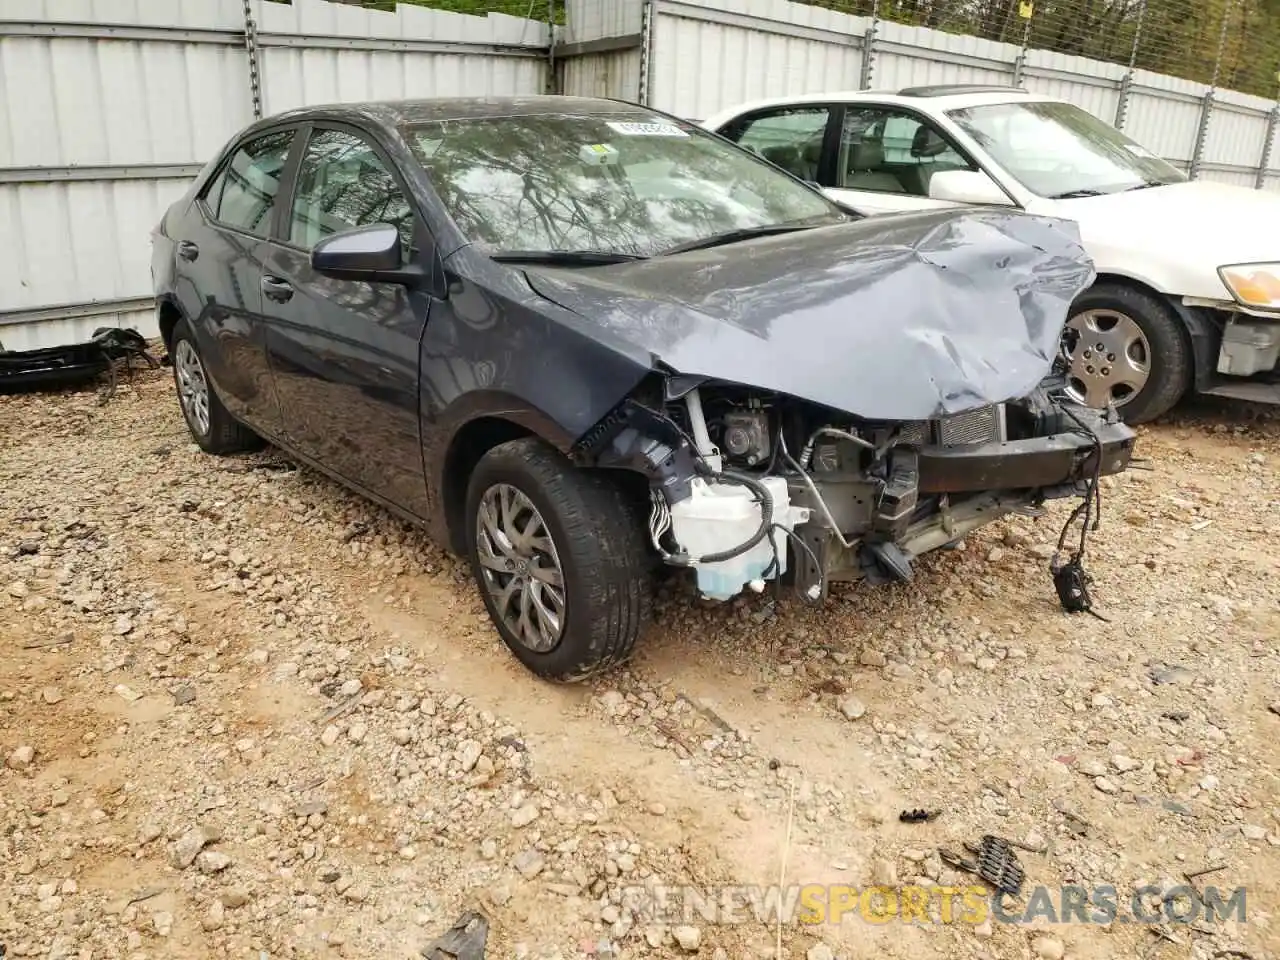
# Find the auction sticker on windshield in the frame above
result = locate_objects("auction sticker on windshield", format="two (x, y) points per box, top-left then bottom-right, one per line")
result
(606, 121), (689, 137)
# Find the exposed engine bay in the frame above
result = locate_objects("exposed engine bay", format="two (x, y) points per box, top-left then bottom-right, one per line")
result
(576, 372), (1137, 608)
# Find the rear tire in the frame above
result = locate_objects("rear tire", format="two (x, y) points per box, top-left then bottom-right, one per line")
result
(465, 438), (652, 682)
(1063, 284), (1191, 425)
(171, 318), (262, 455)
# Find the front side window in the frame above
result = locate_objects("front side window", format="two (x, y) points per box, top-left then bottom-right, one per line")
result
(210, 129), (295, 236)
(947, 100), (1186, 199)
(288, 128), (415, 252)
(837, 107), (975, 196)
(402, 112), (845, 258)
(721, 107), (830, 183)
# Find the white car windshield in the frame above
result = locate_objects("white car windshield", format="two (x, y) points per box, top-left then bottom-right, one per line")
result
(946, 100), (1186, 199)
(403, 113), (846, 258)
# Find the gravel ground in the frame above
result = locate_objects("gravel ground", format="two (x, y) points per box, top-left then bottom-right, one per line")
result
(1, 361), (1278, 960)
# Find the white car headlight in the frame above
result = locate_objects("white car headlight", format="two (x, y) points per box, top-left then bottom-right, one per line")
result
(1218, 262), (1280, 311)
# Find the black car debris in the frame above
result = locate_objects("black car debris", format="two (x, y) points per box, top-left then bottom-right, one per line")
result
(151, 94), (1136, 681)
(0, 327), (157, 399)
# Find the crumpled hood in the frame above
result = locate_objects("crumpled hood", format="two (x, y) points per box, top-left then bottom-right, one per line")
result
(524, 207), (1094, 421)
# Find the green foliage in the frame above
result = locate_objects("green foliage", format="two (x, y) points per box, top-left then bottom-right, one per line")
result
(799, 0), (1280, 98)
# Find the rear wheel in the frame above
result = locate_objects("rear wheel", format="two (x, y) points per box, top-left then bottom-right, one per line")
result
(171, 319), (262, 455)
(1062, 284), (1191, 425)
(464, 438), (652, 682)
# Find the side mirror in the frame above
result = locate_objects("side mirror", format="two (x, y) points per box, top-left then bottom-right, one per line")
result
(311, 223), (424, 286)
(927, 169), (1014, 206)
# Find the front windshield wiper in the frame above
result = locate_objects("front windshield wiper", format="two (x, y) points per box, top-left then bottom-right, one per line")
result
(1120, 178), (1168, 192)
(490, 250), (645, 266)
(659, 223), (822, 256)
(1046, 187), (1111, 199)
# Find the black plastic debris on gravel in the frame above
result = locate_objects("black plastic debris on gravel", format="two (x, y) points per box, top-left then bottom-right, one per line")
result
(0, 328), (158, 400)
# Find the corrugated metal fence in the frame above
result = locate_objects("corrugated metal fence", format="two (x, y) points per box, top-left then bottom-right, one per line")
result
(2, 0), (1278, 351)
(0, 0), (549, 351)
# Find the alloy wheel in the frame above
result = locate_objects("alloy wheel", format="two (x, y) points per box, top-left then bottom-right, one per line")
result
(174, 339), (211, 436)
(475, 483), (567, 653)
(1061, 309), (1152, 409)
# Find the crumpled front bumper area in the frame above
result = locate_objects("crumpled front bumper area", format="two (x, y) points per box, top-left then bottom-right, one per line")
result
(790, 406), (1137, 594)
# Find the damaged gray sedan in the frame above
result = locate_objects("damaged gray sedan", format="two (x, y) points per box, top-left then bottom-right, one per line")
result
(152, 95), (1135, 683)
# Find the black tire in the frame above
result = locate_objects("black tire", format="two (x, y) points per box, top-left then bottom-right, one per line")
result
(1065, 283), (1192, 425)
(464, 438), (652, 682)
(170, 318), (262, 455)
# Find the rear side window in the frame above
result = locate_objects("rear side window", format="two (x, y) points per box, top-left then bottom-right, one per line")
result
(205, 129), (295, 237)
(719, 107), (830, 182)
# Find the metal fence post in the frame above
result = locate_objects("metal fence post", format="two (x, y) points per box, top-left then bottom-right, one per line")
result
(1190, 90), (1214, 178)
(1011, 1), (1033, 87)
(638, 0), (656, 106)
(1257, 99), (1280, 190)
(858, 0), (879, 90)
(242, 0), (263, 120)
(1190, 0), (1234, 179)
(1113, 0), (1145, 130)
(546, 0), (559, 94)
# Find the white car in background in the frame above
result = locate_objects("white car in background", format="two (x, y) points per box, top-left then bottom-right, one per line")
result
(701, 85), (1280, 424)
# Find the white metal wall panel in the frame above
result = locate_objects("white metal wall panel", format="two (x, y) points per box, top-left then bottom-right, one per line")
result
(1023, 50), (1126, 124)
(0, 0), (245, 29)
(563, 0), (642, 44)
(256, 0), (549, 113)
(260, 48), (546, 113)
(1196, 168), (1260, 188)
(256, 0), (549, 47)
(0, 36), (251, 168)
(649, 0), (867, 119)
(874, 49), (1012, 91)
(0, 0), (254, 347)
(561, 49), (642, 103)
(1202, 89), (1274, 170)
(1119, 69), (1208, 163)
(0, 178), (190, 314)
(0, 310), (156, 353)
(1, 0), (550, 350)
(873, 22), (1013, 91)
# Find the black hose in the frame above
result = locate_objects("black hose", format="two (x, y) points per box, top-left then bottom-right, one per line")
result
(676, 462), (775, 565)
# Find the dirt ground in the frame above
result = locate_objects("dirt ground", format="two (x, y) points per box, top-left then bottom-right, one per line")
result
(1, 362), (1278, 960)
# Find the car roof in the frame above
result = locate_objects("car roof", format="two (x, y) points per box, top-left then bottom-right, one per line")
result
(258, 95), (662, 130)
(699, 85), (1065, 125)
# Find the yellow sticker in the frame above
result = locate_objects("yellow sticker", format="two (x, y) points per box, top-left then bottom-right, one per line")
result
(1019, 1), (1033, 18)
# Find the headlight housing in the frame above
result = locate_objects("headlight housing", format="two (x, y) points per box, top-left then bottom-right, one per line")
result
(1218, 262), (1280, 312)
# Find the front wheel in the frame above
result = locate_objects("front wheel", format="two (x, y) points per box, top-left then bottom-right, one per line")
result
(1061, 284), (1191, 425)
(464, 438), (652, 682)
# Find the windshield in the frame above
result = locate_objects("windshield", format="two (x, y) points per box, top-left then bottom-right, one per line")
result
(402, 112), (846, 258)
(946, 101), (1186, 199)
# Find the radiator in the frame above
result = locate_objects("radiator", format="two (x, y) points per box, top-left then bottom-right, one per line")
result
(935, 403), (1005, 446)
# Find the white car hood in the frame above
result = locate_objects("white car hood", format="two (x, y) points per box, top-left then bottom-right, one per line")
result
(1039, 180), (1280, 302)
